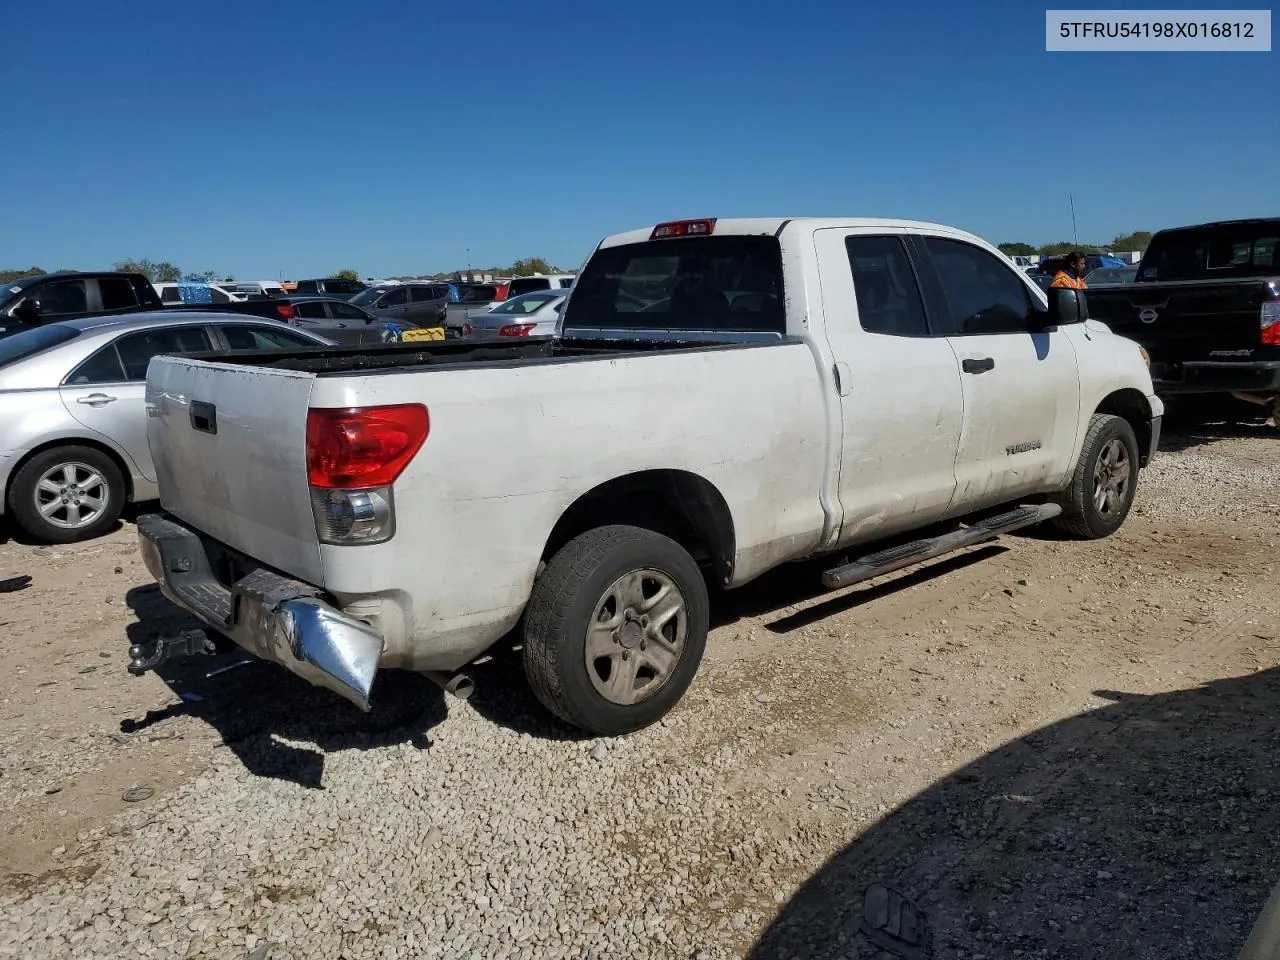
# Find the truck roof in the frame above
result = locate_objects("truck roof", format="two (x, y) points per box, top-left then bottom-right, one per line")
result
(1153, 217), (1280, 235)
(596, 217), (996, 249)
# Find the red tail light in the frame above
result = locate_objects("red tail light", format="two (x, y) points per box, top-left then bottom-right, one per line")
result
(498, 323), (537, 337)
(493, 282), (509, 303)
(276, 302), (296, 321)
(1262, 295), (1280, 346)
(651, 218), (716, 239)
(306, 405), (429, 488)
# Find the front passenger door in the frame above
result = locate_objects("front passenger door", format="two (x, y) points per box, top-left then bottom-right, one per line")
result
(913, 234), (1081, 508)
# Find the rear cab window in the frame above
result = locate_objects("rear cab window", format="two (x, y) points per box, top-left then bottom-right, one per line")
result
(1140, 222), (1280, 281)
(562, 235), (785, 334)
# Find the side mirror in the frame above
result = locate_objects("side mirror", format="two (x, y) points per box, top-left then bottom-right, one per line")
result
(13, 299), (43, 322)
(1033, 287), (1089, 330)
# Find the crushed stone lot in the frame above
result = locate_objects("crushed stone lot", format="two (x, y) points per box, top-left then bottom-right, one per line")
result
(1, 420), (1279, 959)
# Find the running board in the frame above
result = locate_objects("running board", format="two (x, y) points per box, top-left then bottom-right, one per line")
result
(821, 503), (1062, 590)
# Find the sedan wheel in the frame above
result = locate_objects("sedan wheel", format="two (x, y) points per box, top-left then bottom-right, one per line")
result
(7, 445), (126, 544)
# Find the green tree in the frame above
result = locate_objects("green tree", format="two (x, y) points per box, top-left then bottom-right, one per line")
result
(997, 242), (1038, 256)
(1110, 231), (1151, 251)
(508, 257), (556, 276)
(329, 268), (360, 281)
(184, 270), (221, 283)
(0, 267), (47, 283)
(115, 259), (182, 282)
(1038, 241), (1100, 256)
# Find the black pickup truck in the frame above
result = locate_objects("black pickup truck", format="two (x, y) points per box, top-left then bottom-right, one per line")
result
(1084, 218), (1280, 420)
(0, 272), (161, 339)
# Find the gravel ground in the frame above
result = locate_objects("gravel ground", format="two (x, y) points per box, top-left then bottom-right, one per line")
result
(1, 418), (1277, 959)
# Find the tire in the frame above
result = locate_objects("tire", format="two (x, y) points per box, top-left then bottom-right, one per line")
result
(1052, 413), (1140, 540)
(522, 524), (710, 736)
(7, 445), (126, 544)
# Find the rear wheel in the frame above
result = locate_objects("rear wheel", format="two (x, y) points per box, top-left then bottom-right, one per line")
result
(1052, 413), (1139, 540)
(7, 445), (126, 544)
(522, 525), (709, 736)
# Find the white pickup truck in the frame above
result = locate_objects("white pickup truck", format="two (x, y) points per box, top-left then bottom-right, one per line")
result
(128, 217), (1163, 736)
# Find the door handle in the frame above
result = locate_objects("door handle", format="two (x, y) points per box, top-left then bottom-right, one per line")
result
(962, 357), (995, 374)
(76, 393), (117, 405)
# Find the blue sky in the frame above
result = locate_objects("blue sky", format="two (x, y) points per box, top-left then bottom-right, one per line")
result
(2, 0), (1275, 278)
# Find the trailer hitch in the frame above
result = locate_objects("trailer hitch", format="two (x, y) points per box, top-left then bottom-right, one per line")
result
(127, 628), (219, 676)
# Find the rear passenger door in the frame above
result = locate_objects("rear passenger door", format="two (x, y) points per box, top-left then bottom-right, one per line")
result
(910, 233), (1081, 507)
(813, 228), (964, 546)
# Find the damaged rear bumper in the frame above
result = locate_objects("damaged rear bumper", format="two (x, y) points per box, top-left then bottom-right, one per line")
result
(133, 513), (383, 710)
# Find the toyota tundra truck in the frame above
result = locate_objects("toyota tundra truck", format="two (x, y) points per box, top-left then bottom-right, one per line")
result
(127, 217), (1163, 736)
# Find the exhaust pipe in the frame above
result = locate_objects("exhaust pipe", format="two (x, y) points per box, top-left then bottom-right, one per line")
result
(425, 670), (475, 700)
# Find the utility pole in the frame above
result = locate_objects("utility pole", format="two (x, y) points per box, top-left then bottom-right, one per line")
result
(1069, 195), (1078, 246)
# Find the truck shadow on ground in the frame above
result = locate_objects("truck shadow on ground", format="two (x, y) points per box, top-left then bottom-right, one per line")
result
(745, 666), (1280, 960)
(121, 585), (451, 789)
(119, 543), (1016, 770)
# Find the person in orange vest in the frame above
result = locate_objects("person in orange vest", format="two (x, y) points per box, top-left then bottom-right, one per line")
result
(1051, 252), (1088, 289)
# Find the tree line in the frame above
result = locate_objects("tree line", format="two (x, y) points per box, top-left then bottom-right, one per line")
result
(3, 257), (567, 286)
(997, 232), (1152, 257)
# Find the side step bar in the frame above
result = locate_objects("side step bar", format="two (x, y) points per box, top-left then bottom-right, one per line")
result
(821, 503), (1062, 590)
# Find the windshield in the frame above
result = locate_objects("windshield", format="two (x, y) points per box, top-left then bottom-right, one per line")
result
(350, 285), (395, 307)
(1140, 223), (1280, 281)
(0, 324), (80, 366)
(491, 292), (560, 315)
(562, 235), (785, 333)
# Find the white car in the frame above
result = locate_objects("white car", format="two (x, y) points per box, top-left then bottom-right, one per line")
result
(132, 216), (1162, 736)
(465, 290), (566, 340)
(227, 280), (287, 300)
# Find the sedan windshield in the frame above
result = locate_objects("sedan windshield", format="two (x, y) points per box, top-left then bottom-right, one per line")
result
(0, 324), (80, 366)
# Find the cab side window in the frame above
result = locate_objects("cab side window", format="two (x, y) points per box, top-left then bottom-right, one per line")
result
(25, 279), (88, 317)
(844, 235), (931, 337)
(925, 237), (1033, 336)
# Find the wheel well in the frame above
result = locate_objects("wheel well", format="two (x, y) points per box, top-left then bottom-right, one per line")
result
(542, 470), (736, 587)
(1096, 389), (1153, 466)
(5, 438), (135, 504)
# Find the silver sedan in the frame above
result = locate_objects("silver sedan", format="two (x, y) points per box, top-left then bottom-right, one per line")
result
(465, 291), (566, 341)
(0, 311), (333, 544)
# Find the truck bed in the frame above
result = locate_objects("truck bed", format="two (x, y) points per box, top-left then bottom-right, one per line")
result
(173, 331), (789, 375)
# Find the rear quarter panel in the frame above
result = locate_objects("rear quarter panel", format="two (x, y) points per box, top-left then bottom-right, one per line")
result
(311, 342), (830, 668)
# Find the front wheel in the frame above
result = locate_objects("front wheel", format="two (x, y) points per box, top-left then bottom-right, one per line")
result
(522, 525), (709, 736)
(1052, 413), (1140, 539)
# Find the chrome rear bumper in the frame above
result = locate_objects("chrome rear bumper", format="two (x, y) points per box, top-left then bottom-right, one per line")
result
(134, 513), (383, 710)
